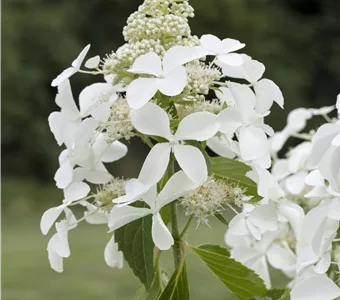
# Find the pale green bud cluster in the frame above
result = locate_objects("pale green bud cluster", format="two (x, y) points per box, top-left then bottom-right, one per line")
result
(123, 0), (194, 43)
(176, 99), (223, 119)
(184, 61), (222, 95)
(94, 178), (126, 207)
(179, 177), (244, 225)
(105, 97), (135, 141)
(102, 0), (199, 86)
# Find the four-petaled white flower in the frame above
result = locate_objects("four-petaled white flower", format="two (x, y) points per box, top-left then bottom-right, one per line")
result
(217, 54), (284, 113)
(51, 44), (90, 87)
(108, 171), (199, 250)
(126, 46), (199, 109)
(217, 82), (274, 168)
(130, 102), (220, 185)
(199, 34), (245, 66)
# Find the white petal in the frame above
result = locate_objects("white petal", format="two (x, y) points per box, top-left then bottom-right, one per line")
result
(254, 79), (284, 113)
(104, 235), (123, 269)
(206, 136), (236, 158)
(79, 83), (117, 117)
(101, 141), (128, 163)
(128, 52), (162, 77)
(287, 108), (312, 133)
(85, 55), (100, 69)
(108, 206), (151, 231)
(337, 94), (340, 114)
(64, 182), (90, 203)
(173, 144), (208, 185)
(48, 112), (69, 146)
(91, 102), (111, 122)
(126, 78), (159, 109)
(243, 59), (265, 83)
(278, 202), (304, 240)
(162, 46), (199, 75)
(130, 102), (172, 139)
(113, 179), (147, 205)
(227, 82), (256, 119)
(215, 87), (237, 107)
(71, 44), (91, 70)
(328, 198), (340, 220)
(229, 214), (248, 236)
(141, 184), (158, 209)
(51, 67), (76, 87)
(314, 252), (331, 274)
(54, 158), (73, 189)
(174, 112), (220, 141)
(55, 80), (79, 120)
(84, 204), (108, 224)
(246, 219), (262, 240)
(152, 213), (174, 250)
(305, 170), (324, 187)
(218, 53), (244, 66)
(138, 143), (172, 186)
(331, 133), (340, 146)
(218, 108), (243, 134)
(47, 249), (64, 273)
(158, 66), (187, 96)
(304, 185), (329, 198)
(285, 172), (308, 195)
(156, 171), (199, 209)
(291, 274), (340, 300)
(248, 204), (278, 231)
(73, 118), (99, 148)
(267, 243), (296, 270)
(239, 126), (269, 161)
(221, 38), (245, 53)
(272, 159), (290, 181)
(200, 34), (222, 54)
(40, 206), (64, 235)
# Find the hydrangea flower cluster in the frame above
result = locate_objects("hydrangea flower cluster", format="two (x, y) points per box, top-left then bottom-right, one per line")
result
(225, 96), (340, 299)
(40, 0), (340, 299)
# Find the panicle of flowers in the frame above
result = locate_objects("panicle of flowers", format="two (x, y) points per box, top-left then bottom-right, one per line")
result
(41, 1), (339, 299)
(179, 176), (244, 226)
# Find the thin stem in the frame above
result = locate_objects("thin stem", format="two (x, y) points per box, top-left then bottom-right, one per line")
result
(167, 156), (183, 268)
(171, 203), (182, 268)
(179, 215), (193, 240)
(154, 249), (165, 292)
(322, 114), (333, 123)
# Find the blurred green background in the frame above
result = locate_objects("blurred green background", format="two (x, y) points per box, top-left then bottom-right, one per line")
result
(2, 0), (340, 299)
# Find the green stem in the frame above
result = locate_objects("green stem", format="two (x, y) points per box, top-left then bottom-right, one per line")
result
(155, 249), (164, 292)
(179, 215), (193, 240)
(167, 156), (183, 268)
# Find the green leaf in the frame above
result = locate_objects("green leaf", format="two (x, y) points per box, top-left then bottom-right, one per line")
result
(191, 244), (267, 300)
(158, 262), (189, 300)
(115, 203), (154, 291)
(170, 119), (180, 128)
(278, 290), (290, 300)
(210, 157), (260, 200)
(132, 275), (161, 300)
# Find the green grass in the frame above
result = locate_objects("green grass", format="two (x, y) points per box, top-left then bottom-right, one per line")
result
(2, 178), (234, 300)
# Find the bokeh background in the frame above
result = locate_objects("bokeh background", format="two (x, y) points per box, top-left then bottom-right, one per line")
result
(2, 0), (340, 299)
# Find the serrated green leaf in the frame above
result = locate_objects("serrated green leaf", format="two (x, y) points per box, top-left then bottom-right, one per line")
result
(278, 290), (290, 300)
(170, 119), (180, 128)
(210, 157), (261, 200)
(157, 262), (189, 300)
(115, 203), (154, 291)
(133, 275), (161, 300)
(191, 244), (267, 300)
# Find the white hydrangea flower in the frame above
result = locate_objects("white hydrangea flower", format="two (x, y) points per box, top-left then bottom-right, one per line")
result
(217, 82), (274, 168)
(126, 46), (200, 109)
(217, 54), (284, 113)
(51, 44), (90, 87)
(130, 102), (220, 184)
(108, 171), (198, 250)
(104, 234), (123, 269)
(198, 34), (245, 66)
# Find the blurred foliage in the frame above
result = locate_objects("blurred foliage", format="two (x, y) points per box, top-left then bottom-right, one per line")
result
(2, 0), (340, 184)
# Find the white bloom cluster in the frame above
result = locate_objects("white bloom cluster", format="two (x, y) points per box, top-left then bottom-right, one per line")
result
(46, 2), (340, 300)
(225, 95), (340, 300)
(180, 176), (244, 225)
